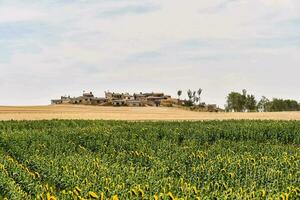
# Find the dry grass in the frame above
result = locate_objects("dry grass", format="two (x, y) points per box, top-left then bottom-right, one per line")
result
(0, 105), (300, 121)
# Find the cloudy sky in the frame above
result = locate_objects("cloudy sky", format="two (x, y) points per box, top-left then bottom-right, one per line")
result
(0, 0), (300, 106)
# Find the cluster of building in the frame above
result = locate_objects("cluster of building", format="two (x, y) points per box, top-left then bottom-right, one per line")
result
(51, 91), (175, 107)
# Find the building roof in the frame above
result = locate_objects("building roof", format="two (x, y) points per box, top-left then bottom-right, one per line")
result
(83, 92), (94, 97)
(143, 92), (164, 96)
(123, 93), (132, 97)
(134, 93), (146, 97)
(51, 99), (62, 102)
(147, 96), (165, 99)
(93, 97), (106, 101)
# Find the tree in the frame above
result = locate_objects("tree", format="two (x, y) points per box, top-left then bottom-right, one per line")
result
(187, 89), (192, 102)
(177, 90), (182, 100)
(197, 88), (203, 105)
(270, 99), (286, 112)
(226, 92), (245, 112)
(270, 99), (300, 112)
(242, 89), (247, 97)
(241, 89), (247, 111)
(285, 100), (299, 111)
(245, 94), (257, 112)
(192, 91), (196, 104)
(257, 96), (270, 112)
(194, 96), (199, 105)
(226, 89), (254, 112)
(257, 97), (300, 112)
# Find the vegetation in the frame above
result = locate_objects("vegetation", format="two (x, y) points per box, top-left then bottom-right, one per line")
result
(177, 90), (182, 100)
(0, 120), (299, 199)
(259, 98), (300, 112)
(226, 90), (257, 112)
(177, 88), (203, 107)
(226, 90), (300, 112)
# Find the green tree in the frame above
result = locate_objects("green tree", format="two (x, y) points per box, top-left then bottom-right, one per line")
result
(245, 94), (257, 112)
(284, 99), (299, 111)
(197, 88), (203, 105)
(257, 96), (270, 112)
(177, 90), (182, 100)
(186, 89), (193, 106)
(226, 92), (245, 112)
(192, 91), (196, 104)
(226, 89), (256, 112)
(187, 89), (192, 101)
(270, 99), (300, 112)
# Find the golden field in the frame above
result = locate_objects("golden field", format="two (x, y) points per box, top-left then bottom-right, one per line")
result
(0, 105), (300, 121)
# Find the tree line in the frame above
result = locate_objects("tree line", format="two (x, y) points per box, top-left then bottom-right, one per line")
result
(225, 89), (300, 112)
(176, 88), (299, 112)
(177, 89), (204, 107)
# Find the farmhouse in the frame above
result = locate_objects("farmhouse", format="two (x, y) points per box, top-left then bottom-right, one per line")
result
(112, 100), (126, 106)
(52, 92), (107, 106)
(126, 100), (144, 107)
(51, 91), (172, 107)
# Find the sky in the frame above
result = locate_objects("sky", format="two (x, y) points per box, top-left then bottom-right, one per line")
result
(0, 0), (300, 107)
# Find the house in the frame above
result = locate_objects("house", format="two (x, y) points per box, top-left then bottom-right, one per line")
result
(91, 98), (107, 105)
(105, 91), (113, 100)
(143, 92), (164, 97)
(146, 94), (169, 106)
(112, 99), (126, 106)
(75, 92), (95, 105)
(51, 90), (173, 107)
(105, 92), (132, 100)
(61, 96), (72, 104)
(83, 92), (94, 98)
(51, 99), (62, 104)
(134, 93), (147, 101)
(112, 93), (123, 100)
(126, 100), (144, 107)
(70, 97), (82, 104)
(146, 96), (163, 106)
(123, 93), (133, 100)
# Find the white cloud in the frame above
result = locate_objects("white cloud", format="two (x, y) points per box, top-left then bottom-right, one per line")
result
(0, 0), (300, 106)
(0, 4), (45, 23)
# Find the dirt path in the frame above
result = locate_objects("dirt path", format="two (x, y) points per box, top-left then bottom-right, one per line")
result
(0, 105), (300, 121)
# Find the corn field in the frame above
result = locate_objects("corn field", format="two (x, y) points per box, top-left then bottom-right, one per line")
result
(0, 120), (299, 199)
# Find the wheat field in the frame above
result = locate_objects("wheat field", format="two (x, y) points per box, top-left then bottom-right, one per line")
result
(0, 105), (300, 121)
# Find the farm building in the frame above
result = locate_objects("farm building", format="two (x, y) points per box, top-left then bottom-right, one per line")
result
(52, 91), (173, 107)
(52, 92), (107, 106)
(112, 100), (126, 106)
(126, 100), (144, 107)
(51, 99), (62, 104)
(134, 93), (147, 101)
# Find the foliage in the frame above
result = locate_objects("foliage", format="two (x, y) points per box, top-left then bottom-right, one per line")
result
(258, 97), (300, 112)
(225, 91), (246, 112)
(0, 120), (299, 199)
(257, 96), (270, 112)
(226, 90), (300, 112)
(177, 90), (182, 100)
(269, 98), (300, 112)
(245, 94), (257, 112)
(226, 89), (258, 112)
(184, 88), (203, 107)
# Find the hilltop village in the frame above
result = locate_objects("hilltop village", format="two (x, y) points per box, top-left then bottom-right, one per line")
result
(51, 91), (177, 107)
(51, 91), (220, 111)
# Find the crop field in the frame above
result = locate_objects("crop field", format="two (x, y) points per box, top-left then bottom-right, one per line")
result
(0, 120), (299, 199)
(2, 105), (300, 121)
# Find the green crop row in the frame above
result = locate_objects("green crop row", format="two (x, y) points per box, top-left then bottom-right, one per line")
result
(0, 120), (299, 199)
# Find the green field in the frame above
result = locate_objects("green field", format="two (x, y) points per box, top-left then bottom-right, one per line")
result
(0, 120), (299, 200)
